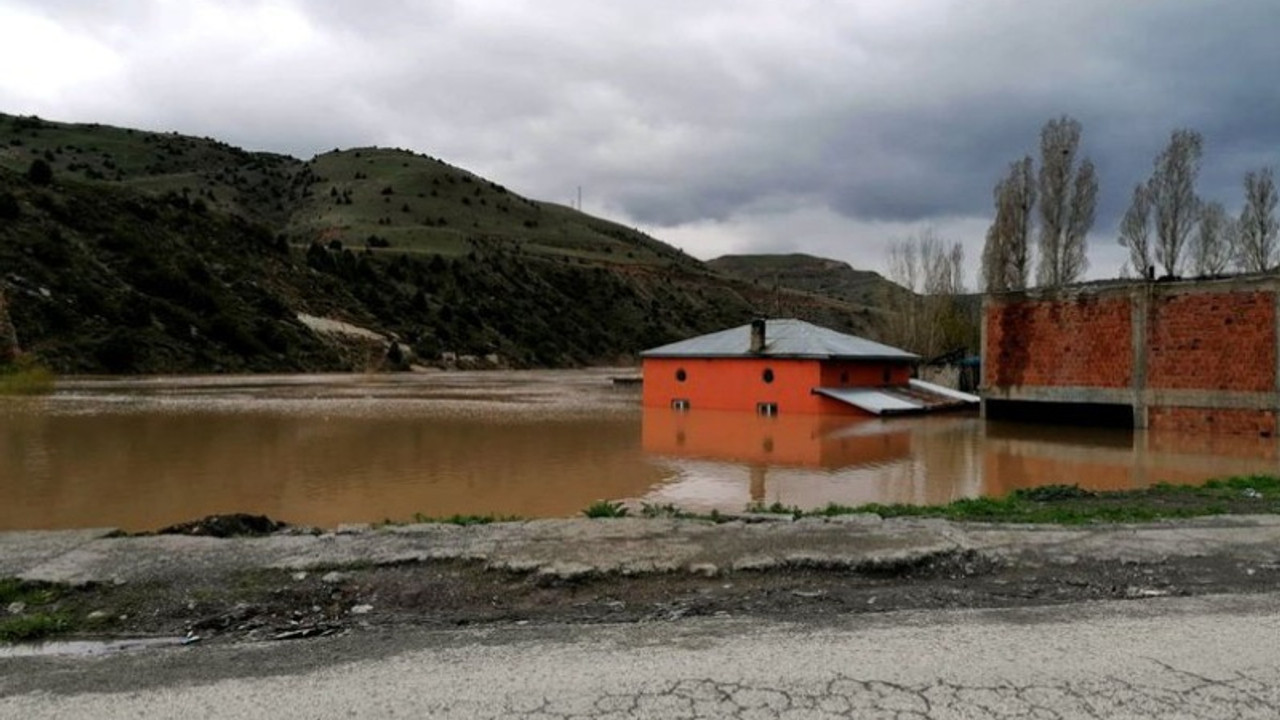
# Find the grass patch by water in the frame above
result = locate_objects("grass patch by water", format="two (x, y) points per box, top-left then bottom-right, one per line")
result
(408, 513), (522, 526)
(740, 476), (1280, 525)
(582, 500), (629, 518)
(0, 357), (54, 396)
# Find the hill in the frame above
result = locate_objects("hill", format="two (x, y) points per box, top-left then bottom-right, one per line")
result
(707, 254), (908, 307)
(0, 113), (882, 373)
(710, 253), (981, 359)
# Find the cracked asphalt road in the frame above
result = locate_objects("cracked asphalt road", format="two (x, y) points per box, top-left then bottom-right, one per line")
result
(5, 592), (1280, 718)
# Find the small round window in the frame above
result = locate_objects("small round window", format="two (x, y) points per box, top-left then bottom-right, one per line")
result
(762, 368), (775, 384)
(676, 368), (687, 382)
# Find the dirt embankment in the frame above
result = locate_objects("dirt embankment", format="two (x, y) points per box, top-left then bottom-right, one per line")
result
(6, 511), (1280, 646)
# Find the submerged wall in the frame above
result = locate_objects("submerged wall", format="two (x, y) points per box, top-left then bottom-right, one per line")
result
(982, 276), (1280, 435)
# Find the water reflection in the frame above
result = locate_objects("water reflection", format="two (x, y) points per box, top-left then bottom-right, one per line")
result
(641, 410), (982, 510)
(0, 372), (1277, 531)
(641, 410), (1280, 513)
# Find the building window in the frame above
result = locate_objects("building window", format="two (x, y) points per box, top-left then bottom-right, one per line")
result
(840, 371), (849, 385)
(762, 368), (775, 384)
(676, 368), (687, 382)
(882, 367), (891, 384)
(757, 402), (778, 417)
(671, 398), (690, 411)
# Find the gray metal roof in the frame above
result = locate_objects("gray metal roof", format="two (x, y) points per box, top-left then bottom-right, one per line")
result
(641, 319), (919, 360)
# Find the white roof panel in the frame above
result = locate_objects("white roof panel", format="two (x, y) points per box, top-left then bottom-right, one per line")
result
(813, 387), (922, 415)
(908, 379), (980, 404)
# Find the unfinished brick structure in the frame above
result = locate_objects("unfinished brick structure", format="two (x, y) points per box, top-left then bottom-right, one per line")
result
(982, 276), (1280, 436)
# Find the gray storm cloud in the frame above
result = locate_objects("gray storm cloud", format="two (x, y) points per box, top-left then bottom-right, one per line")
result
(1, 0), (1277, 281)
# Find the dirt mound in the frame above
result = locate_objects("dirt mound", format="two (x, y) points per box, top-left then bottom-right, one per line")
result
(157, 514), (286, 538)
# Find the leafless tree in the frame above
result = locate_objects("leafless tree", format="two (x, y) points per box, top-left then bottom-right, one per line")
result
(1036, 116), (1097, 286)
(1148, 129), (1203, 276)
(1223, 216), (1242, 273)
(886, 230), (969, 357)
(1118, 183), (1153, 278)
(981, 157), (1035, 291)
(1191, 201), (1233, 276)
(888, 236), (920, 300)
(1238, 167), (1278, 273)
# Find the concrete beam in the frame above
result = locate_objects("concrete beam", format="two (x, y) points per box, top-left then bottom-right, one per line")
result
(986, 384), (1280, 412)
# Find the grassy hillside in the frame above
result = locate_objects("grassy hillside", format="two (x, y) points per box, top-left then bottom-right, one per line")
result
(291, 148), (689, 265)
(0, 113), (694, 268)
(0, 112), (886, 373)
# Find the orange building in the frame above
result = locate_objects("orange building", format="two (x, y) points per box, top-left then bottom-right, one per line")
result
(642, 319), (976, 416)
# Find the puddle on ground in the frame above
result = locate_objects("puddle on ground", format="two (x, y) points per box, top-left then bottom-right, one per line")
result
(0, 637), (186, 658)
(1, 369), (1277, 531)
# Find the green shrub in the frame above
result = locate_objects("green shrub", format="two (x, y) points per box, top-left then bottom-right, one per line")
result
(0, 191), (18, 219)
(26, 158), (53, 186)
(0, 613), (68, 643)
(582, 500), (629, 518)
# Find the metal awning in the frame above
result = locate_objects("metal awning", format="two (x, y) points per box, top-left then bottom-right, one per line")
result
(813, 387), (922, 415)
(814, 380), (979, 416)
(908, 379), (980, 404)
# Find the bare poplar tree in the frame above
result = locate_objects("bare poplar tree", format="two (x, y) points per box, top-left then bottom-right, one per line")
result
(1191, 201), (1232, 276)
(888, 237), (919, 298)
(1238, 167), (1278, 273)
(981, 157), (1035, 291)
(1148, 129), (1203, 277)
(1036, 116), (1097, 286)
(1118, 183), (1153, 278)
(1223, 216), (1242, 273)
(885, 230), (968, 357)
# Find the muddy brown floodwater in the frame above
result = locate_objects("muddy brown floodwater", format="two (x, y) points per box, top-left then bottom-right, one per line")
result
(0, 369), (1277, 531)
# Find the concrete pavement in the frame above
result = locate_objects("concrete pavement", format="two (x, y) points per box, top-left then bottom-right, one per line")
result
(8, 514), (1280, 586)
(4, 592), (1280, 718)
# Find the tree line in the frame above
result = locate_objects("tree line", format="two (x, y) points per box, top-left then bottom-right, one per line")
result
(981, 117), (1277, 291)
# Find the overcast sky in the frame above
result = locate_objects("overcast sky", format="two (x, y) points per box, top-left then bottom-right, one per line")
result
(2, 1), (1277, 284)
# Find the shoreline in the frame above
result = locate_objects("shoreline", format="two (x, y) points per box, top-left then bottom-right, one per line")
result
(7, 490), (1280, 647)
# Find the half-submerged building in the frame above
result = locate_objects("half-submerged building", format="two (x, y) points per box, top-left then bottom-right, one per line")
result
(982, 276), (1280, 435)
(641, 318), (977, 416)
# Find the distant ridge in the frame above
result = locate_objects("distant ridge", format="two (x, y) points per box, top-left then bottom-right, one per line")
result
(707, 253), (908, 309)
(0, 112), (886, 373)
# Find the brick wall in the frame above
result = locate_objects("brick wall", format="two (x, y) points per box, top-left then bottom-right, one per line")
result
(1147, 292), (1275, 391)
(983, 280), (1280, 436)
(984, 295), (1131, 388)
(1148, 407), (1277, 437)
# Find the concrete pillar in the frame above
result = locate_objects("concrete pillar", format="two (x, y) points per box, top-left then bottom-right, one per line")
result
(1130, 285), (1149, 429)
(978, 294), (989, 420)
